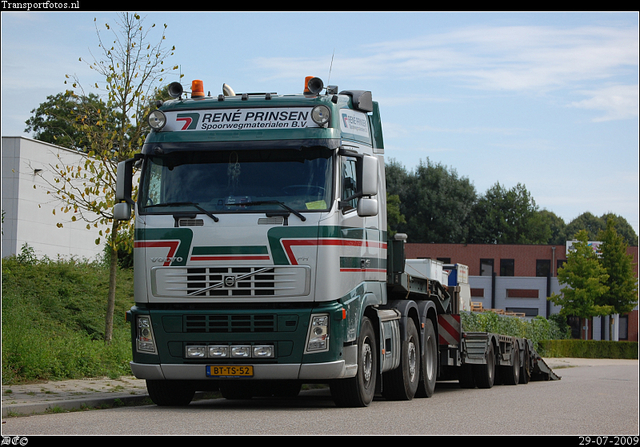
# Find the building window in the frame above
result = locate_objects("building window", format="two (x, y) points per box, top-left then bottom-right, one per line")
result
(619, 315), (628, 340)
(500, 259), (514, 276)
(471, 288), (484, 297)
(437, 257), (451, 264)
(557, 259), (566, 272)
(480, 259), (494, 276)
(507, 289), (539, 298)
(536, 259), (551, 277)
(506, 307), (538, 317)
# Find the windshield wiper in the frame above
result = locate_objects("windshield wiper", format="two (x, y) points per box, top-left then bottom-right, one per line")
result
(145, 201), (219, 222)
(227, 200), (306, 222)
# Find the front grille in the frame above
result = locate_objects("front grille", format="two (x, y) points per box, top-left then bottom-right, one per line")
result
(152, 265), (310, 298)
(187, 267), (276, 297)
(185, 314), (276, 333)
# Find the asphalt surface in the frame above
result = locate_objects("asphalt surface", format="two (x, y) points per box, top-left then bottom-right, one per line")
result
(2, 358), (637, 418)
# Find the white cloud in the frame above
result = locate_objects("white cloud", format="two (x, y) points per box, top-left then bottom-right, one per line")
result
(570, 84), (639, 121)
(253, 24), (638, 100)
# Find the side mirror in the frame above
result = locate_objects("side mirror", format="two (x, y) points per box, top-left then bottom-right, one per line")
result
(357, 197), (378, 217)
(113, 202), (132, 221)
(115, 158), (135, 203)
(361, 155), (378, 197)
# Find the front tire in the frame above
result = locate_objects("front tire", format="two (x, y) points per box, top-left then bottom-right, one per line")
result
(331, 317), (377, 407)
(146, 380), (195, 406)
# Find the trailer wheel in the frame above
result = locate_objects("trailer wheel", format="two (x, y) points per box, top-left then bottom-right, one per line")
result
(383, 317), (419, 400)
(416, 318), (438, 397)
(519, 343), (531, 384)
(458, 364), (475, 388)
(502, 343), (520, 385)
(146, 379), (195, 406)
(330, 316), (377, 407)
(474, 343), (495, 389)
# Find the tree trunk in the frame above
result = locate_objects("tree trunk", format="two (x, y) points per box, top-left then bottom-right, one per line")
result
(104, 219), (120, 343)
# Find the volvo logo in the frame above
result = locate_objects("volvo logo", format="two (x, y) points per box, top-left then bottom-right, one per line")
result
(223, 275), (236, 287)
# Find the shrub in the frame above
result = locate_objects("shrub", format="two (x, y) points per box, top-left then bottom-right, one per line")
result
(460, 311), (569, 351)
(539, 340), (638, 359)
(2, 250), (134, 384)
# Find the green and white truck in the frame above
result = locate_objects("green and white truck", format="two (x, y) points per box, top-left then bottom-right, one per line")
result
(115, 76), (559, 407)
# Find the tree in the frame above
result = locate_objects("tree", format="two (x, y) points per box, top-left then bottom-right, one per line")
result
(600, 213), (639, 247)
(537, 209), (566, 245)
(40, 13), (178, 342)
(549, 230), (613, 339)
(386, 193), (406, 237)
(597, 218), (638, 338)
(468, 182), (547, 244)
(386, 158), (476, 243)
(565, 212), (638, 247)
(25, 91), (118, 150)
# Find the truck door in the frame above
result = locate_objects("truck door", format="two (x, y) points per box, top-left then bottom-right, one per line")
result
(340, 152), (382, 282)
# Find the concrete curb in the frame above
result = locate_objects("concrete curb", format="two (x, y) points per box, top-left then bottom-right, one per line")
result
(2, 393), (153, 418)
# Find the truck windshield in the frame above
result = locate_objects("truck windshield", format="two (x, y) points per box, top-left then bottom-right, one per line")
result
(138, 147), (334, 215)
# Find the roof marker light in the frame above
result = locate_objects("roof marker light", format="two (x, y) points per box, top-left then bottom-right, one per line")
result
(191, 80), (204, 98)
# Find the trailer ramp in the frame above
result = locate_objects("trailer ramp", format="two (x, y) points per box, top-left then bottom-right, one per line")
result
(529, 344), (561, 381)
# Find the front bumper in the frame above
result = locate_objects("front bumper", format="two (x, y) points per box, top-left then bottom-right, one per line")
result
(130, 344), (357, 381)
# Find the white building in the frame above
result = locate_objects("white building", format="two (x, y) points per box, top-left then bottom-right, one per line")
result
(2, 136), (110, 261)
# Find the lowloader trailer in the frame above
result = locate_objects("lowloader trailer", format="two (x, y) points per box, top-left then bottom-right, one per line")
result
(114, 76), (559, 408)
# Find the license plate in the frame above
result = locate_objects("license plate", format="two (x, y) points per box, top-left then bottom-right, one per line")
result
(206, 365), (254, 377)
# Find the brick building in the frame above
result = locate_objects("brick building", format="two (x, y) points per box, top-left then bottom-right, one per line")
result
(406, 243), (639, 342)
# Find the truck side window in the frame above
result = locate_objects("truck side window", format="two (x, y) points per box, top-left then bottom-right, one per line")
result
(341, 157), (358, 211)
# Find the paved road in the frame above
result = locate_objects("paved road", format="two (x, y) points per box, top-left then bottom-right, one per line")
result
(2, 359), (638, 436)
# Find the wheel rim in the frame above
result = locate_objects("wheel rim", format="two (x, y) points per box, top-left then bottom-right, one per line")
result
(362, 339), (373, 386)
(408, 340), (417, 382)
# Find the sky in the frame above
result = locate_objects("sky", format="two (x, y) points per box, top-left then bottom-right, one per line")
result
(2, 11), (638, 236)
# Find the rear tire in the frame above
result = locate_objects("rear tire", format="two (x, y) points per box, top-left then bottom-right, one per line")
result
(474, 343), (495, 389)
(146, 380), (195, 406)
(383, 318), (419, 400)
(502, 343), (520, 385)
(519, 343), (531, 384)
(331, 317), (377, 407)
(416, 318), (438, 397)
(458, 364), (475, 388)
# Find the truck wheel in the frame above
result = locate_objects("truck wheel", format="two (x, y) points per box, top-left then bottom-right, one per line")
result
(383, 317), (419, 400)
(220, 381), (254, 400)
(502, 343), (520, 385)
(146, 379), (195, 406)
(270, 380), (301, 398)
(330, 316), (377, 407)
(519, 343), (531, 384)
(416, 318), (438, 397)
(474, 343), (495, 389)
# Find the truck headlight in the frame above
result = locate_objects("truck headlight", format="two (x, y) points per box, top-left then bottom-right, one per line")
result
(136, 315), (157, 354)
(306, 314), (329, 352)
